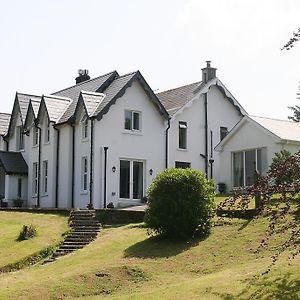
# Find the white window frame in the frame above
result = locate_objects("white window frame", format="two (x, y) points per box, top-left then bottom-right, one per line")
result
(45, 119), (50, 144)
(232, 148), (267, 188)
(124, 110), (141, 132)
(81, 156), (88, 193)
(178, 121), (187, 149)
(81, 115), (89, 140)
(32, 162), (38, 196)
(33, 126), (39, 147)
(42, 160), (48, 195)
(17, 126), (24, 150)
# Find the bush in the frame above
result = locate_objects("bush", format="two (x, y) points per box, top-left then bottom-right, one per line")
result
(269, 149), (292, 184)
(17, 224), (38, 241)
(144, 168), (215, 239)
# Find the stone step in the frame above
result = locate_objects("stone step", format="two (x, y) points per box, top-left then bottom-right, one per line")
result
(71, 226), (100, 231)
(70, 221), (100, 226)
(59, 244), (85, 250)
(63, 241), (90, 245)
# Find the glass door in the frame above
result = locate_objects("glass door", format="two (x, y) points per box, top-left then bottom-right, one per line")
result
(119, 160), (144, 200)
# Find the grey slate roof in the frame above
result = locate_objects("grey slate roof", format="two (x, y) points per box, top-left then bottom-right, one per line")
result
(42, 95), (72, 122)
(0, 151), (28, 175)
(31, 100), (41, 117)
(17, 93), (41, 123)
(156, 82), (201, 116)
(80, 91), (105, 117)
(0, 113), (11, 135)
(54, 71), (118, 124)
(92, 72), (137, 117)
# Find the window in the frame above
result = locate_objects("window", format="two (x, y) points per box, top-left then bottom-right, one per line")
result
(42, 160), (48, 194)
(124, 110), (141, 131)
(33, 126), (39, 147)
(81, 116), (89, 140)
(119, 160), (144, 200)
(45, 120), (50, 143)
(220, 127), (228, 141)
(17, 178), (22, 198)
(233, 148), (267, 187)
(81, 157), (88, 192)
(17, 126), (24, 150)
(179, 121), (187, 149)
(33, 162), (38, 196)
(175, 161), (191, 169)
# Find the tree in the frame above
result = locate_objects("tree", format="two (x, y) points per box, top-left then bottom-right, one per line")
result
(281, 27), (300, 50)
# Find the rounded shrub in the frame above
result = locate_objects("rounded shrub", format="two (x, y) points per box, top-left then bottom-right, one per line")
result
(144, 168), (215, 239)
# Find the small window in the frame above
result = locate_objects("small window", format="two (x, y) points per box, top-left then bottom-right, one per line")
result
(17, 178), (22, 198)
(175, 161), (191, 169)
(81, 116), (89, 140)
(220, 127), (228, 141)
(179, 121), (187, 149)
(45, 120), (50, 143)
(124, 110), (141, 131)
(42, 160), (48, 194)
(33, 162), (38, 196)
(81, 157), (88, 192)
(17, 126), (24, 150)
(33, 126), (39, 147)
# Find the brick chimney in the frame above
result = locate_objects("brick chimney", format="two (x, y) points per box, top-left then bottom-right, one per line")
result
(75, 69), (90, 84)
(202, 61), (217, 83)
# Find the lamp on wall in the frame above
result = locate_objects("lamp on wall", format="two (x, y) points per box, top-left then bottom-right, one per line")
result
(112, 166), (116, 173)
(149, 169), (153, 176)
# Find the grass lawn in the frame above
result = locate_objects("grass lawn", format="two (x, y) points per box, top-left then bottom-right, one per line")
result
(0, 211), (68, 268)
(0, 209), (299, 299)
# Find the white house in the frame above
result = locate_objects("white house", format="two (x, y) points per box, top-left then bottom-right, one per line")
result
(156, 61), (247, 184)
(2, 62), (291, 209)
(216, 115), (300, 192)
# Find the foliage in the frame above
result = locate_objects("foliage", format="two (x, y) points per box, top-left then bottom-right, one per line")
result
(17, 224), (38, 241)
(218, 150), (300, 272)
(281, 27), (300, 50)
(288, 104), (300, 122)
(144, 168), (215, 239)
(269, 149), (292, 184)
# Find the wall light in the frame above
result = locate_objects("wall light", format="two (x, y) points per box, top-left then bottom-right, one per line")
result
(149, 169), (153, 176)
(112, 166), (116, 172)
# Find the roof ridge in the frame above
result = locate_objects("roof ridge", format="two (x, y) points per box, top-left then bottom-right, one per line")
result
(250, 115), (296, 123)
(81, 90), (106, 96)
(17, 92), (41, 98)
(43, 94), (72, 102)
(116, 71), (138, 79)
(52, 70), (117, 95)
(156, 81), (201, 95)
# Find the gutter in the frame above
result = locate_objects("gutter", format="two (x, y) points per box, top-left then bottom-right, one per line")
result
(89, 118), (94, 208)
(36, 124), (42, 208)
(71, 124), (75, 208)
(103, 146), (108, 208)
(54, 125), (60, 208)
(165, 118), (171, 168)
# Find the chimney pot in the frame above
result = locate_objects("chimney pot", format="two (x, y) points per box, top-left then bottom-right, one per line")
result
(202, 61), (217, 83)
(76, 69), (90, 84)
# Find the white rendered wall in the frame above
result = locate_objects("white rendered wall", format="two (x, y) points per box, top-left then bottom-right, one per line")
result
(92, 81), (166, 209)
(4, 175), (27, 207)
(217, 119), (300, 191)
(168, 85), (243, 184)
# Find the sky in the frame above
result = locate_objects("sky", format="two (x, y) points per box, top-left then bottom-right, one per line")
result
(0, 0), (300, 120)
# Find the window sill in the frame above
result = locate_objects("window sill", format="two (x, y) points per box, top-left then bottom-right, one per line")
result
(44, 142), (50, 146)
(41, 194), (48, 197)
(81, 138), (89, 143)
(177, 148), (188, 152)
(80, 191), (88, 195)
(122, 130), (143, 136)
(32, 145), (38, 148)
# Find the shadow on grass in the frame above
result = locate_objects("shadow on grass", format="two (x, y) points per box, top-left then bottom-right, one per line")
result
(215, 273), (300, 300)
(124, 234), (208, 259)
(238, 218), (253, 231)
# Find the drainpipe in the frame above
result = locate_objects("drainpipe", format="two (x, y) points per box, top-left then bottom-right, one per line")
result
(103, 146), (108, 208)
(36, 124), (42, 208)
(165, 118), (171, 169)
(71, 124), (75, 208)
(204, 93), (209, 177)
(89, 118), (94, 208)
(54, 126), (60, 208)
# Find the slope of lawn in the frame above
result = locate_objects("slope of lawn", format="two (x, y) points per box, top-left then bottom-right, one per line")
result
(0, 211), (299, 299)
(0, 211), (68, 268)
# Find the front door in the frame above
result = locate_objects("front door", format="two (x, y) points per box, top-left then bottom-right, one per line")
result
(119, 160), (144, 200)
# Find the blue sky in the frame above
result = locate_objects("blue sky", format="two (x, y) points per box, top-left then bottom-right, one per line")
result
(0, 0), (300, 119)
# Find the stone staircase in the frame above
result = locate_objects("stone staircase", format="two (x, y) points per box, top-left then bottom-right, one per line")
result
(45, 209), (101, 263)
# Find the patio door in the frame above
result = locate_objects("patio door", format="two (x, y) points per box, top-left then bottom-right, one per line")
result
(119, 160), (144, 200)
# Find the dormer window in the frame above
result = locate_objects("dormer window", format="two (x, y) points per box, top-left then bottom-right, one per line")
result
(81, 115), (89, 140)
(17, 126), (24, 150)
(45, 119), (50, 144)
(124, 110), (141, 131)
